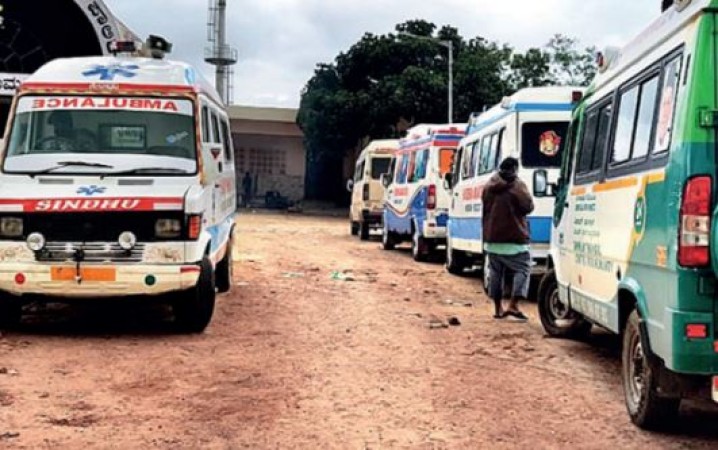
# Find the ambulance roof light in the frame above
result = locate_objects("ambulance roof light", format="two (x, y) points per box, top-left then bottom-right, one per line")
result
(146, 35), (173, 60)
(109, 40), (138, 55)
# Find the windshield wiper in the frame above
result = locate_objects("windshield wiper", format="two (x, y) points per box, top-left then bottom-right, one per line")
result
(28, 161), (115, 178)
(99, 167), (191, 179)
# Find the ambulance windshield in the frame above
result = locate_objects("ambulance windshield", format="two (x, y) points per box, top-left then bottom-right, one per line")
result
(4, 96), (197, 174)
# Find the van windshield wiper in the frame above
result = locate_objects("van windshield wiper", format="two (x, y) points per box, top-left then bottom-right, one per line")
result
(99, 167), (191, 179)
(29, 161), (115, 178)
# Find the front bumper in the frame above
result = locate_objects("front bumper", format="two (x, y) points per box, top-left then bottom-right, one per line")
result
(0, 263), (201, 298)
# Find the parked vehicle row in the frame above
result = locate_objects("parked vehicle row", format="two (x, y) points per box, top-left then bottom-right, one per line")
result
(348, 1), (718, 430)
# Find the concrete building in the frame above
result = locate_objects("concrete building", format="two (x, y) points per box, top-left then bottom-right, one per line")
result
(229, 106), (306, 203)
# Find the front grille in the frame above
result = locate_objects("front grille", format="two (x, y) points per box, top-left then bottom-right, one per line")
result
(36, 242), (146, 264)
(2, 212), (186, 242)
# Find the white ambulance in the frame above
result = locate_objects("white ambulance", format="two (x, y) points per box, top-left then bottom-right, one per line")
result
(445, 87), (582, 283)
(381, 124), (465, 261)
(0, 40), (236, 332)
(349, 139), (396, 240)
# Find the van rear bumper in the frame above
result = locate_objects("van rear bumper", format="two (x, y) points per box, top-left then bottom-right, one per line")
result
(664, 307), (718, 375)
(361, 208), (383, 226)
(0, 263), (201, 298)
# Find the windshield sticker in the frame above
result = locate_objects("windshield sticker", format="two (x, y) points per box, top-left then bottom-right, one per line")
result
(103, 126), (146, 149)
(166, 131), (190, 145)
(539, 130), (562, 157)
(18, 97), (193, 116)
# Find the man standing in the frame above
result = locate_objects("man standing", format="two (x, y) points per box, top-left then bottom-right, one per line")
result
(482, 157), (534, 321)
(242, 172), (253, 208)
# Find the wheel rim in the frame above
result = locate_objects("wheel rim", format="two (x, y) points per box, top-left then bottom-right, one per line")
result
(626, 332), (646, 407)
(548, 288), (570, 320)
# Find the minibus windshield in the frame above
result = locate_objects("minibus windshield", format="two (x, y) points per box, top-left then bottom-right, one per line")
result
(370, 157), (391, 179)
(521, 121), (568, 168)
(4, 96), (197, 174)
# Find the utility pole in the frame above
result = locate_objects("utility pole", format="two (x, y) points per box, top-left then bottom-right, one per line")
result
(399, 32), (454, 123)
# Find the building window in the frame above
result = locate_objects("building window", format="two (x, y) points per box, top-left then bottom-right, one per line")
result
(235, 146), (288, 175)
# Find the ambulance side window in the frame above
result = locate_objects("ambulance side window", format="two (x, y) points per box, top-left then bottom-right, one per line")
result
(201, 106), (210, 143)
(210, 111), (221, 144)
(461, 143), (474, 180)
(221, 119), (233, 162)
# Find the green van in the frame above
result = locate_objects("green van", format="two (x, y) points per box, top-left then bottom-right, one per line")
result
(534, 0), (718, 429)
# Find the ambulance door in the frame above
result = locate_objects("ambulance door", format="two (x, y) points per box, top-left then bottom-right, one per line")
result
(199, 102), (218, 222)
(207, 107), (226, 224)
(566, 98), (613, 323)
(219, 115), (237, 217)
(451, 140), (477, 252)
(387, 152), (410, 234)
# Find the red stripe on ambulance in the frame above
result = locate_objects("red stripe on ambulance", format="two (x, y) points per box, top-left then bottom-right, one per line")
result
(0, 197), (184, 213)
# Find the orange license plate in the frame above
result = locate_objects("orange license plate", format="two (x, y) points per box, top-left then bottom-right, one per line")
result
(51, 267), (116, 282)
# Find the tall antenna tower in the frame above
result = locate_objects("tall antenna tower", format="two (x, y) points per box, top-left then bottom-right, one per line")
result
(205, 0), (238, 105)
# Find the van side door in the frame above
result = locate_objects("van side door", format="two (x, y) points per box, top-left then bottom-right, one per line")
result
(219, 115), (237, 217)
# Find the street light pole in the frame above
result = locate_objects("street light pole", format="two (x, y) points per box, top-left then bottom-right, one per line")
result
(399, 32), (454, 123)
(447, 40), (453, 124)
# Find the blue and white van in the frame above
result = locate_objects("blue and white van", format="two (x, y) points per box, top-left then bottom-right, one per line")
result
(381, 124), (465, 261)
(444, 87), (582, 282)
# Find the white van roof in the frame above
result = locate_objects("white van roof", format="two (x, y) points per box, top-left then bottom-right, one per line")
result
(360, 139), (399, 157)
(468, 86), (582, 135)
(20, 56), (222, 105)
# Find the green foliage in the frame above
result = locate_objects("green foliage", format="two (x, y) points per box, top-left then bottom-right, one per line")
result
(298, 20), (597, 201)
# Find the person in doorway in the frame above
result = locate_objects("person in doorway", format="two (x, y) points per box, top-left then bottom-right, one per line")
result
(242, 171), (253, 208)
(482, 157), (534, 321)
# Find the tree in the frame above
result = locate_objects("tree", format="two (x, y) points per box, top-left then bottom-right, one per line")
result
(298, 22), (596, 202)
(509, 35), (597, 90)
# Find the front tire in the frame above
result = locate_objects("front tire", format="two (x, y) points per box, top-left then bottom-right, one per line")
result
(537, 271), (591, 339)
(622, 310), (680, 429)
(359, 221), (370, 241)
(174, 257), (216, 333)
(411, 223), (428, 262)
(382, 222), (396, 251)
(216, 236), (234, 294)
(0, 296), (22, 328)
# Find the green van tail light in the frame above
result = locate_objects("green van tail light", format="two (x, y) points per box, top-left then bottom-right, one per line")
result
(678, 176), (711, 267)
(685, 323), (708, 339)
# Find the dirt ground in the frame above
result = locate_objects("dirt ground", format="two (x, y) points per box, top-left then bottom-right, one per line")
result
(1, 212), (718, 449)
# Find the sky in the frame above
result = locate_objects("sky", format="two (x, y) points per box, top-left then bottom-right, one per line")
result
(108, 0), (665, 109)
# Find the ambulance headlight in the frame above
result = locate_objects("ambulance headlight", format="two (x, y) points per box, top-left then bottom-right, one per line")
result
(118, 231), (137, 250)
(26, 232), (45, 252)
(0, 217), (23, 237)
(155, 219), (182, 238)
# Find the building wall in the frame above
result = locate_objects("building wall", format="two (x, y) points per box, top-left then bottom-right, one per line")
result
(229, 106), (306, 204)
(232, 133), (306, 202)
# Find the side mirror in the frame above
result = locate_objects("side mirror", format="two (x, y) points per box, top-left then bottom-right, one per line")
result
(444, 173), (454, 190)
(346, 179), (354, 193)
(380, 173), (392, 188)
(533, 169), (554, 198)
